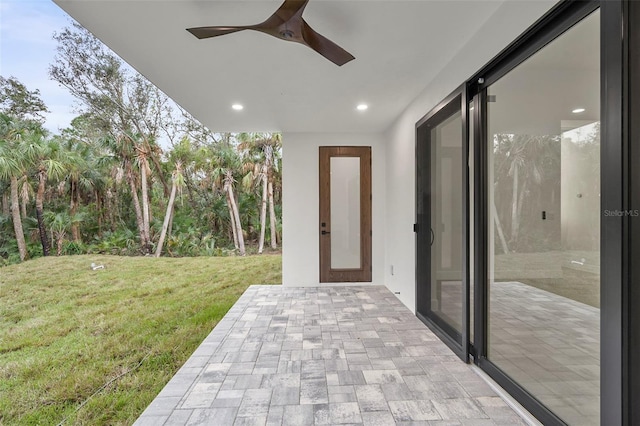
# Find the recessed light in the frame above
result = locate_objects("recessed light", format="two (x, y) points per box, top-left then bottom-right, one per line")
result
(232, 104), (244, 111)
(356, 104), (368, 111)
(572, 108), (585, 114)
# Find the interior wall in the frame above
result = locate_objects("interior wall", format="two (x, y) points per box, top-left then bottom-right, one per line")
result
(384, 0), (558, 312)
(560, 123), (601, 251)
(281, 132), (386, 287)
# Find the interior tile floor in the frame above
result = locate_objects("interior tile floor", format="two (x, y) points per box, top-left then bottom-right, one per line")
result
(134, 285), (532, 426)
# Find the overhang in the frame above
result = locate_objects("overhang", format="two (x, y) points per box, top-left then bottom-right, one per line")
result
(53, 0), (505, 133)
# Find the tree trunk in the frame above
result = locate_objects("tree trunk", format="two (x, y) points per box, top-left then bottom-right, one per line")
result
(35, 170), (50, 256)
(268, 180), (277, 249)
(155, 177), (177, 257)
(126, 160), (147, 250)
(10, 176), (27, 261)
(70, 180), (80, 242)
(516, 180), (528, 235)
(492, 200), (509, 255)
(226, 182), (245, 256)
(20, 181), (27, 218)
(2, 191), (9, 216)
(148, 185), (154, 227)
(226, 190), (239, 250)
(149, 151), (170, 197)
(258, 168), (268, 254)
(56, 232), (64, 256)
(96, 191), (103, 237)
(106, 188), (116, 232)
(510, 162), (519, 243)
(140, 156), (151, 253)
(167, 204), (174, 239)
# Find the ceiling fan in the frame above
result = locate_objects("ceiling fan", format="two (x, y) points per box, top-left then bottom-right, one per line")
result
(186, 0), (355, 66)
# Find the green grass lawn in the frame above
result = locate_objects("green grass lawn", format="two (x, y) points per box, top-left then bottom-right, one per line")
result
(0, 254), (281, 425)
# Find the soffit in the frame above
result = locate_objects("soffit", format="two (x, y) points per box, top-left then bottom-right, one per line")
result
(53, 0), (506, 133)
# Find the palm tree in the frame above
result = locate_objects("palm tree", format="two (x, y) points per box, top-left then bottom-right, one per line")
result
(135, 144), (152, 252)
(1, 181), (9, 216)
(155, 161), (183, 257)
(258, 160), (269, 252)
(0, 114), (28, 261)
(61, 115), (114, 237)
(265, 139), (282, 250)
(169, 136), (199, 214)
(493, 133), (560, 251)
(209, 145), (245, 256)
(19, 177), (32, 219)
(45, 211), (71, 256)
(238, 133), (281, 253)
(128, 132), (167, 254)
(23, 130), (66, 256)
(62, 143), (98, 243)
(100, 133), (150, 251)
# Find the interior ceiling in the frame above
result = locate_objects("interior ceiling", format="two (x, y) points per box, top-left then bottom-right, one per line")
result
(489, 9), (600, 136)
(53, 0), (506, 134)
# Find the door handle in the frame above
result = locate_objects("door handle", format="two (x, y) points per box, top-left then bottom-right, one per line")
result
(321, 230), (331, 235)
(430, 228), (435, 246)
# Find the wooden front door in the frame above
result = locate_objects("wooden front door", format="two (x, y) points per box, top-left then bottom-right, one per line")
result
(319, 146), (372, 282)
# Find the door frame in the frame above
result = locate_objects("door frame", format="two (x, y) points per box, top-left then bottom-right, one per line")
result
(415, 86), (470, 362)
(319, 146), (372, 283)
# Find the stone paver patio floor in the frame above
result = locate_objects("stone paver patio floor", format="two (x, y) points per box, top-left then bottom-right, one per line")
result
(134, 285), (530, 425)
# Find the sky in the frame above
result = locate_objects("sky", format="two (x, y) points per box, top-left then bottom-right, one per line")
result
(0, 0), (78, 134)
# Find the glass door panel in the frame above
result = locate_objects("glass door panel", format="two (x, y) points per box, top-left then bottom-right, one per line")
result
(416, 93), (468, 360)
(431, 114), (464, 333)
(330, 157), (361, 269)
(486, 9), (600, 425)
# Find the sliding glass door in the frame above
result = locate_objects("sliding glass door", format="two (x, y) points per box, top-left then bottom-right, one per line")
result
(415, 3), (603, 424)
(480, 6), (601, 425)
(416, 91), (469, 361)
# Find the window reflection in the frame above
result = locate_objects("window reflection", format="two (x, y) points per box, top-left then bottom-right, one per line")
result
(487, 10), (600, 425)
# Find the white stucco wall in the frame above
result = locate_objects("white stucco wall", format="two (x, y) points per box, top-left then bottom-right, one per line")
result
(280, 1), (559, 308)
(384, 0), (558, 312)
(282, 132), (386, 287)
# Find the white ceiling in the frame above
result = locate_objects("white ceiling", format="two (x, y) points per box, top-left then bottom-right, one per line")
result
(489, 9), (600, 135)
(53, 0), (506, 133)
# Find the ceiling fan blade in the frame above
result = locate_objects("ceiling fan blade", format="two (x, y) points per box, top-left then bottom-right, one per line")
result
(300, 20), (354, 66)
(257, 0), (308, 30)
(272, 0), (309, 23)
(186, 26), (249, 39)
(187, 1), (354, 66)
